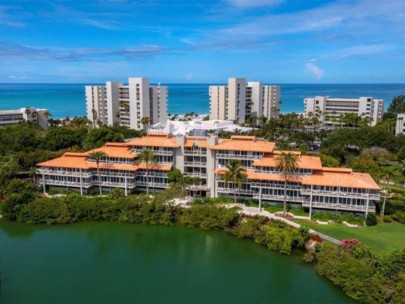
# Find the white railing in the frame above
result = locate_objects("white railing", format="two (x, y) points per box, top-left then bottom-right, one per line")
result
(132, 149), (173, 156)
(302, 200), (376, 212)
(136, 172), (168, 178)
(252, 194), (304, 202)
(301, 189), (380, 200)
(184, 150), (207, 155)
(185, 172), (207, 178)
(216, 153), (261, 160)
(135, 181), (169, 188)
(37, 169), (92, 178)
(250, 183), (301, 190)
(39, 179), (92, 188)
(184, 161), (207, 166)
(216, 187), (254, 194)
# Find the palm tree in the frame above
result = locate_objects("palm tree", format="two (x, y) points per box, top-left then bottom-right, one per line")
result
(137, 149), (156, 195)
(89, 151), (108, 196)
(141, 116), (151, 129)
(222, 160), (247, 204)
(397, 159), (405, 186)
(275, 152), (299, 216)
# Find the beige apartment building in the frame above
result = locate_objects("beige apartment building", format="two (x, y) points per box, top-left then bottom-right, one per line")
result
(396, 113), (405, 135)
(37, 134), (379, 215)
(209, 78), (280, 123)
(0, 107), (49, 129)
(86, 77), (167, 130)
(304, 96), (384, 127)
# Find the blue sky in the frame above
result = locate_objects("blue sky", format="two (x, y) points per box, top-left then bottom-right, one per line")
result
(1, 0), (405, 83)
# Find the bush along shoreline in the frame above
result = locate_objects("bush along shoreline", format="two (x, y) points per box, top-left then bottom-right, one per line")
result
(1, 187), (405, 303)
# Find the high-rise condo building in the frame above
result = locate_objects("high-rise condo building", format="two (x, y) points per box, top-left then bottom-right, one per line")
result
(86, 77), (168, 130)
(0, 107), (49, 130)
(395, 113), (405, 135)
(209, 78), (280, 123)
(304, 96), (384, 127)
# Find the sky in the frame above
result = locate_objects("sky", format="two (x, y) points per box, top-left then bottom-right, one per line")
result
(1, 0), (405, 83)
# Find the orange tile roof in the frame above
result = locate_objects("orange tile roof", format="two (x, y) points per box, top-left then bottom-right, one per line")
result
(253, 154), (322, 170)
(37, 153), (89, 169)
(302, 171), (380, 190)
(38, 152), (172, 172)
(210, 138), (275, 153)
(86, 143), (135, 159)
(126, 134), (179, 148)
(215, 168), (301, 182)
(321, 167), (353, 173)
(184, 137), (208, 148)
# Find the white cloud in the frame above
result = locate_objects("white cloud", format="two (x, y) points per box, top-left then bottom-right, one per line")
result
(306, 60), (324, 80)
(225, 0), (283, 8)
(329, 44), (397, 58)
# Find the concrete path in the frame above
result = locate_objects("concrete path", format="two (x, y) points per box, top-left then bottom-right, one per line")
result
(228, 204), (341, 245)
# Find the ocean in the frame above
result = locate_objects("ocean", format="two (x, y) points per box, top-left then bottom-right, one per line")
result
(0, 83), (403, 119)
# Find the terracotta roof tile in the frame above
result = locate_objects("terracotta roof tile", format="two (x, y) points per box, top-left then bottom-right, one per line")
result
(253, 155), (322, 170)
(126, 135), (179, 148)
(302, 171), (379, 190)
(184, 137), (208, 148)
(86, 144), (135, 159)
(210, 139), (275, 153)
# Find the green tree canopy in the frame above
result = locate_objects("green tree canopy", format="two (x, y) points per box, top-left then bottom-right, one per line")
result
(388, 95), (405, 115)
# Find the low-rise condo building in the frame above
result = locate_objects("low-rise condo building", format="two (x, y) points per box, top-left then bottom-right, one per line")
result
(209, 78), (280, 123)
(304, 96), (384, 127)
(37, 134), (379, 215)
(86, 77), (167, 130)
(396, 113), (405, 135)
(0, 107), (49, 129)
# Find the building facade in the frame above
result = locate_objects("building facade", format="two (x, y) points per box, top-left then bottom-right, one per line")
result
(396, 113), (405, 135)
(86, 77), (168, 130)
(0, 107), (49, 129)
(209, 78), (280, 123)
(37, 134), (379, 215)
(304, 96), (384, 127)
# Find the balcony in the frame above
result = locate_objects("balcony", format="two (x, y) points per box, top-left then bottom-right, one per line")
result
(37, 169), (92, 178)
(300, 189), (380, 200)
(38, 179), (92, 188)
(216, 153), (261, 160)
(216, 187), (254, 195)
(302, 200), (376, 213)
(252, 194), (304, 203)
(185, 172), (207, 178)
(184, 150), (207, 156)
(184, 161), (207, 167)
(132, 148), (173, 156)
(135, 181), (169, 188)
(250, 182), (301, 190)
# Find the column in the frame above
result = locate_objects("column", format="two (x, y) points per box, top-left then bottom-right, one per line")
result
(309, 185), (313, 219)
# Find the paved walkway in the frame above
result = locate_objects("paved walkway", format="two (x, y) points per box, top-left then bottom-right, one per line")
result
(228, 204), (341, 245)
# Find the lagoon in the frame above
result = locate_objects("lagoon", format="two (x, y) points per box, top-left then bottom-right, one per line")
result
(0, 221), (354, 303)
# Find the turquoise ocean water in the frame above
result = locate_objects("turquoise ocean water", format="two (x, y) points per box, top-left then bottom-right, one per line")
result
(0, 83), (403, 118)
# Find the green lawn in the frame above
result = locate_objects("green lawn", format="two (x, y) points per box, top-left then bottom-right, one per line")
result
(264, 205), (309, 217)
(295, 220), (405, 254)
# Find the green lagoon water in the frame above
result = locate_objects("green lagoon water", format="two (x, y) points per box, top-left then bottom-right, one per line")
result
(0, 221), (354, 303)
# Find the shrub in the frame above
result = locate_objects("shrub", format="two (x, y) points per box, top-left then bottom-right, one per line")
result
(393, 211), (405, 224)
(383, 215), (393, 223)
(365, 213), (377, 226)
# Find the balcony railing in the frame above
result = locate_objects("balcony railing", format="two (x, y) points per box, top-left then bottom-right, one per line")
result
(185, 172), (207, 178)
(250, 182), (301, 190)
(216, 187), (254, 195)
(132, 149), (173, 156)
(37, 169), (92, 178)
(135, 181), (169, 188)
(216, 153), (261, 160)
(252, 194), (304, 203)
(38, 179), (92, 188)
(184, 150), (207, 155)
(300, 189), (380, 200)
(302, 200), (376, 212)
(184, 161), (207, 166)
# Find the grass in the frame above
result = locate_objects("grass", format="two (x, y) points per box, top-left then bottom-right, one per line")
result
(264, 205), (309, 217)
(295, 219), (405, 254)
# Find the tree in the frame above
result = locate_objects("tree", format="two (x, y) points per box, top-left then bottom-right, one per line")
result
(141, 117), (151, 129)
(137, 149), (156, 195)
(396, 159), (405, 186)
(88, 151), (108, 196)
(222, 160), (247, 204)
(275, 152), (298, 216)
(0, 155), (20, 197)
(388, 95), (405, 115)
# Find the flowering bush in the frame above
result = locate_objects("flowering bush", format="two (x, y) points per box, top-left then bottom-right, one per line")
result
(341, 239), (359, 248)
